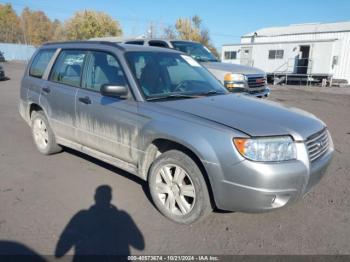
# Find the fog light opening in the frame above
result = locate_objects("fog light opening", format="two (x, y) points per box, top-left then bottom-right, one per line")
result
(271, 194), (290, 208)
(271, 195), (276, 204)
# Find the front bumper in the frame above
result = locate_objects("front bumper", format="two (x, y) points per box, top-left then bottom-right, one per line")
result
(204, 141), (334, 212)
(227, 86), (270, 98)
(245, 87), (270, 98)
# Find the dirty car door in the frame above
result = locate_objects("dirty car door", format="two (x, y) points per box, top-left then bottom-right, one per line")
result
(75, 51), (139, 165)
(45, 49), (87, 142)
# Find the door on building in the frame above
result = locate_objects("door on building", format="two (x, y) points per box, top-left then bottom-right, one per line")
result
(297, 45), (310, 74)
(240, 46), (253, 66)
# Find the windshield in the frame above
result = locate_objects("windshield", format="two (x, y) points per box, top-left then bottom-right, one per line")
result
(125, 52), (227, 100)
(171, 41), (218, 62)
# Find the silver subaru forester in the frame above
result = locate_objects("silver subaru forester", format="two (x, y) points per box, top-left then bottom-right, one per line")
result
(19, 41), (334, 224)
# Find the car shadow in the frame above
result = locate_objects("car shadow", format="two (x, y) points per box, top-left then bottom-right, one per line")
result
(63, 147), (234, 216)
(55, 185), (145, 260)
(63, 147), (153, 204)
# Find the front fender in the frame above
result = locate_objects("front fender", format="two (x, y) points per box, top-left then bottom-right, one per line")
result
(138, 115), (246, 177)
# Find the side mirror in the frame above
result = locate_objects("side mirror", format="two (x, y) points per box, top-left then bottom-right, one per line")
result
(100, 84), (128, 99)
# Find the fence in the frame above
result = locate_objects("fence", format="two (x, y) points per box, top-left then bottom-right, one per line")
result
(0, 43), (36, 61)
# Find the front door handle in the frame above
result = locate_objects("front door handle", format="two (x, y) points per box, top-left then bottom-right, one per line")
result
(78, 96), (91, 105)
(42, 87), (51, 94)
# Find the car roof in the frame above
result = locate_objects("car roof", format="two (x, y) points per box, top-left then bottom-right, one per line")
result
(41, 40), (183, 53)
(124, 38), (201, 44)
(89, 37), (201, 45)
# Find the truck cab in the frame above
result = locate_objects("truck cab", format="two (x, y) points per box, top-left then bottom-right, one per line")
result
(119, 38), (270, 98)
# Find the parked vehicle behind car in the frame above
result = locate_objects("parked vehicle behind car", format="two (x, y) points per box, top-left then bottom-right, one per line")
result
(0, 51), (5, 62)
(91, 37), (270, 98)
(0, 64), (5, 80)
(19, 41), (334, 224)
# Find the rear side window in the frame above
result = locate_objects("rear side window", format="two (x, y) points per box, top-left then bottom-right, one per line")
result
(124, 40), (144, 45)
(50, 50), (86, 87)
(148, 41), (169, 48)
(29, 49), (56, 78)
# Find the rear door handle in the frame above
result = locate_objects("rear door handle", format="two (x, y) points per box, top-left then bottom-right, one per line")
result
(78, 96), (91, 105)
(42, 87), (51, 94)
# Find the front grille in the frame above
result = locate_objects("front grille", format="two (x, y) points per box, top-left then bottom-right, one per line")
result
(306, 129), (329, 162)
(247, 75), (266, 89)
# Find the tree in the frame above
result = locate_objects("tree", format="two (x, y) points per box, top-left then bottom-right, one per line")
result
(21, 7), (54, 46)
(63, 10), (122, 40)
(52, 19), (65, 41)
(163, 15), (219, 59)
(0, 4), (23, 43)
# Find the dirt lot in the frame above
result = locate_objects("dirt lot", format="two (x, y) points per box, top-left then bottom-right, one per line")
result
(0, 62), (349, 256)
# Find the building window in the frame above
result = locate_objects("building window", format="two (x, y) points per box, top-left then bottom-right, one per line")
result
(224, 51), (237, 60)
(268, 50), (284, 59)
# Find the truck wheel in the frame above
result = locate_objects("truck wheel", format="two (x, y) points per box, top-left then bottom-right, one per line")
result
(31, 111), (62, 155)
(148, 150), (212, 224)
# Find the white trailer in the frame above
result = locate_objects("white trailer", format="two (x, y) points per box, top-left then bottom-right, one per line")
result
(222, 22), (350, 85)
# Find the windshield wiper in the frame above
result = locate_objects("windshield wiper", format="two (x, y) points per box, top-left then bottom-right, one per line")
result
(194, 91), (226, 96)
(146, 94), (199, 101)
(194, 57), (210, 62)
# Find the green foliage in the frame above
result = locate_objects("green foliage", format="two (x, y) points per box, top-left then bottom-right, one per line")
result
(0, 5), (122, 45)
(63, 10), (122, 40)
(21, 7), (54, 46)
(0, 4), (23, 43)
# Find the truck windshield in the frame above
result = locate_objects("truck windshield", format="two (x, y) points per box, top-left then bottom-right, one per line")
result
(125, 51), (227, 101)
(171, 41), (218, 62)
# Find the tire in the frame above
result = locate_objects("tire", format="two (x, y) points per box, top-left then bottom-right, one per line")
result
(31, 111), (62, 155)
(148, 150), (212, 224)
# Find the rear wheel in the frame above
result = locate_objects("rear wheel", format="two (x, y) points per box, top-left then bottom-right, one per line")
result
(148, 150), (212, 224)
(31, 111), (62, 155)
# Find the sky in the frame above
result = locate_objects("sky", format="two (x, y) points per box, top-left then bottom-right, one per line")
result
(5, 0), (350, 48)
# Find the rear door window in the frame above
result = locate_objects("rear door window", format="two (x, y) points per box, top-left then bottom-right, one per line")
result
(50, 50), (86, 87)
(29, 49), (56, 78)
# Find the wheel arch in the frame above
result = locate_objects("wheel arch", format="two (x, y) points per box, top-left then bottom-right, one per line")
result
(29, 103), (44, 118)
(140, 138), (216, 208)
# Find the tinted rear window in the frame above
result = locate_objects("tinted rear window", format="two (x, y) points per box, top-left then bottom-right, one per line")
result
(148, 41), (169, 48)
(50, 50), (86, 87)
(125, 40), (144, 45)
(29, 49), (56, 78)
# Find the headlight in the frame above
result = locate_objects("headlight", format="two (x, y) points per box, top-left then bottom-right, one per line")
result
(224, 73), (246, 82)
(233, 136), (296, 162)
(224, 73), (246, 89)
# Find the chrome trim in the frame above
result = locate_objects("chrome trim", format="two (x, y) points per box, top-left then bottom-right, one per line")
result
(306, 129), (330, 162)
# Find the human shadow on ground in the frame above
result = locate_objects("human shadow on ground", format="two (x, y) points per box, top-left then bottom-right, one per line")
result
(55, 185), (145, 261)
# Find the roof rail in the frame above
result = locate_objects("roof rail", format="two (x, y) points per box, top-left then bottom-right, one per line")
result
(42, 40), (125, 51)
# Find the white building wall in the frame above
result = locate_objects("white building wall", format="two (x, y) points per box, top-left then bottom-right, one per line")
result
(250, 43), (298, 73)
(311, 41), (334, 74)
(225, 30), (350, 82)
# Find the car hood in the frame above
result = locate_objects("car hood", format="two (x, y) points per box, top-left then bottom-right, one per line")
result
(202, 62), (265, 75)
(155, 94), (325, 141)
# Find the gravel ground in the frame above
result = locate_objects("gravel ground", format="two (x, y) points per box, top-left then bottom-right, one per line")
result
(0, 62), (349, 257)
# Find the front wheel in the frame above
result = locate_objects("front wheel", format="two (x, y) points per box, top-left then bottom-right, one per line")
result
(148, 150), (212, 224)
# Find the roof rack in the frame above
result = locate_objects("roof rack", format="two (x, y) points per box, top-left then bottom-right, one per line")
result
(42, 40), (125, 51)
